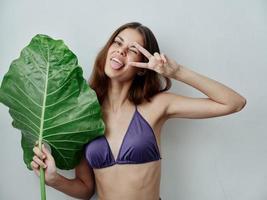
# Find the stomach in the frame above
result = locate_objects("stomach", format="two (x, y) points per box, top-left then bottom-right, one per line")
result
(93, 160), (161, 200)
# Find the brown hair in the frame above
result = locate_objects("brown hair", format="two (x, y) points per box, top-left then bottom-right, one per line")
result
(89, 22), (171, 105)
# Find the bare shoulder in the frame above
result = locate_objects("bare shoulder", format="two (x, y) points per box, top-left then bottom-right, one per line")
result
(148, 91), (179, 119)
(149, 92), (171, 111)
(151, 91), (177, 103)
(137, 92), (173, 127)
(137, 91), (215, 134)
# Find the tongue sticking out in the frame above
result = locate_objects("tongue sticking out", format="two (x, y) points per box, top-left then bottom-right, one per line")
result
(110, 59), (124, 70)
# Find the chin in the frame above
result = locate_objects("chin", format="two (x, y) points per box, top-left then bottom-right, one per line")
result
(105, 67), (136, 83)
(104, 65), (121, 79)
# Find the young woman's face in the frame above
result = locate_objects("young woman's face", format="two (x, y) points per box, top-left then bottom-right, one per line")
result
(104, 28), (144, 81)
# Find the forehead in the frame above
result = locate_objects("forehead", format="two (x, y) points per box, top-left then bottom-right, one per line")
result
(116, 28), (144, 46)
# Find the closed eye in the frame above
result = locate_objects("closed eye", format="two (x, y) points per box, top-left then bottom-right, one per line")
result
(129, 48), (138, 54)
(113, 40), (122, 46)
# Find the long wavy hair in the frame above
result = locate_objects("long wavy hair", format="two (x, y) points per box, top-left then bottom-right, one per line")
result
(89, 22), (172, 105)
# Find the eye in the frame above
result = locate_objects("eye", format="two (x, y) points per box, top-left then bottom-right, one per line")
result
(113, 40), (122, 46)
(129, 48), (138, 54)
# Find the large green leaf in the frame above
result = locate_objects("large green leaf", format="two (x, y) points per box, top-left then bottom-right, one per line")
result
(0, 34), (105, 170)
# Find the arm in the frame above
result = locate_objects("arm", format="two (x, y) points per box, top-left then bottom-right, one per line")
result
(48, 157), (95, 199)
(129, 42), (246, 119)
(160, 65), (247, 119)
(31, 145), (95, 200)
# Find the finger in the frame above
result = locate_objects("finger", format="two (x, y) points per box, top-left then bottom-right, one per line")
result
(33, 155), (47, 168)
(160, 53), (167, 63)
(42, 144), (53, 160)
(31, 161), (39, 169)
(33, 146), (46, 160)
(128, 62), (148, 68)
(154, 52), (162, 60)
(32, 166), (40, 177)
(132, 42), (152, 59)
(163, 54), (171, 63)
(31, 161), (41, 176)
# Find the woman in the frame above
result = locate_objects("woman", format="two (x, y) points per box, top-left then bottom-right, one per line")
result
(31, 22), (246, 200)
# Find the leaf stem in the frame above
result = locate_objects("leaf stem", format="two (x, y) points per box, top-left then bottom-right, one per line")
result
(38, 142), (46, 200)
(40, 167), (46, 200)
(38, 37), (50, 200)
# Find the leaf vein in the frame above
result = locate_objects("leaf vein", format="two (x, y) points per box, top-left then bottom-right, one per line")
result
(45, 89), (79, 108)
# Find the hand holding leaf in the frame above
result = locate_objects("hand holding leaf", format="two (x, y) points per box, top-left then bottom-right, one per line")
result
(0, 34), (105, 199)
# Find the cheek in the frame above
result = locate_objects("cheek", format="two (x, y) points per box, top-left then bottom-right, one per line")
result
(127, 54), (142, 62)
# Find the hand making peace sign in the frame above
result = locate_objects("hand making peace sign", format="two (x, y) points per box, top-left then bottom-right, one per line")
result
(128, 42), (182, 79)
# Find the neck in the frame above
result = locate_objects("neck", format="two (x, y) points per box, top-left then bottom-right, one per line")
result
(103, 79), (133, 112)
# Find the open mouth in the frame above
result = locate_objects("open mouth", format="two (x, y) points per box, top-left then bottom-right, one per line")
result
(110, 57), (125, 70)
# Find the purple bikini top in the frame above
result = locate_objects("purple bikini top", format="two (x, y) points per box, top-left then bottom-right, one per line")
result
(85, 106), (161, 169)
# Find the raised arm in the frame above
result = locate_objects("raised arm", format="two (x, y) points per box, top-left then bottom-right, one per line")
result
(157, 64), (246, 119)
(31, 145), (95, 200)
(129, 42), (246, 119)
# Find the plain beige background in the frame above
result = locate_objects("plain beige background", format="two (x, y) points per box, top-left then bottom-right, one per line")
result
(0, 0), (266, 199)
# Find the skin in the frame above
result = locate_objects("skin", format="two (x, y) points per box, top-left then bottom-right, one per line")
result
(31, 28), (246, 200)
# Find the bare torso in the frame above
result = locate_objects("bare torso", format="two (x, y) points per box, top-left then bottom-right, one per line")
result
(94, 161), (161, 200)
(93, 98), (165, 200)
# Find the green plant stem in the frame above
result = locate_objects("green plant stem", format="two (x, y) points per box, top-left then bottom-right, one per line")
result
(40, 167), (46, 200)
(39, 142), (46, 200)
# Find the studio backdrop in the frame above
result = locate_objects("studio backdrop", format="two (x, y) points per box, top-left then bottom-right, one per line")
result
(0, 0), (266, 199)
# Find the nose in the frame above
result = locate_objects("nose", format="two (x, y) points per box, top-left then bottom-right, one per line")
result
(117, 46), (127, 56)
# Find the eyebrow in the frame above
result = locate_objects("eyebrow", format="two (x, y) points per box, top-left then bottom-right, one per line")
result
(116, 35), (124, 42)
(116, 35), (139, 50)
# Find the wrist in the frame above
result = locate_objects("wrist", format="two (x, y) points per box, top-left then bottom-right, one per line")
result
(46, 172), (60, 187)
(172, 64), (188, 81)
